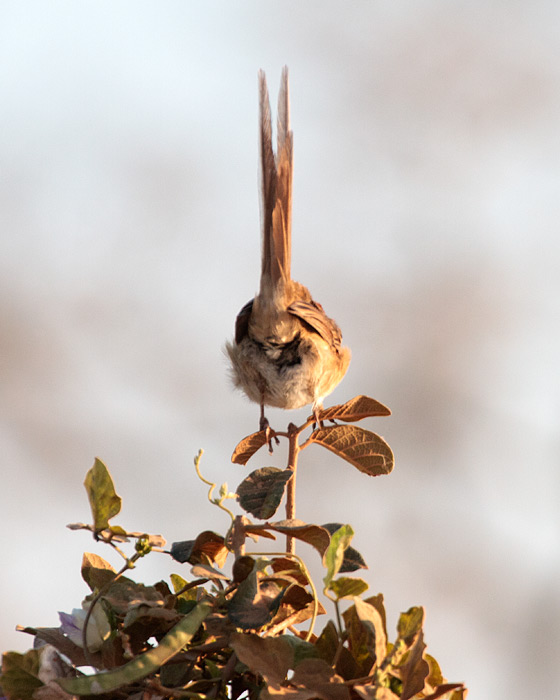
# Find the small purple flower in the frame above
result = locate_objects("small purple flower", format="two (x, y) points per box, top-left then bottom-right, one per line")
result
(58, 604), (110, 651)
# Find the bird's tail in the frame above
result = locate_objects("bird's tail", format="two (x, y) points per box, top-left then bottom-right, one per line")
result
(259, 67), (293, 298)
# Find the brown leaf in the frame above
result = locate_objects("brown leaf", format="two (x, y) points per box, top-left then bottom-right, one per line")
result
(191, 530), (228, 567)
(290, 658), (350, 700)
(237, 468), (293, 519)
(228, 569), (285, 629)
(310, 426), (394, 476)
(102, 580), (167, 615)
(190, 563), (229, 580)
(319, 395), (391, 422)
(81, 552), (120, 590)
(342, 604), (376, 677)
(364, 594), (387, 639)
(271, 557), (310, 585)
(422, 683), (467, 700)
(16, 627), (95, 668)
(232, 431), (269, 465)
(266, 598), (326, 636)
(230, 631), (294, 686)
(353, 686), (399, 700)
(399, 630), (429, 700)
(243, 524), (278, 541)
(263, 520), (331, 557)
(354, 597), (387, 667)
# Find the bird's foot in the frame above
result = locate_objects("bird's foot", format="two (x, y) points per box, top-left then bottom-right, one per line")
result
(260, 416), (280, 454)
(312, 407), (325, 431)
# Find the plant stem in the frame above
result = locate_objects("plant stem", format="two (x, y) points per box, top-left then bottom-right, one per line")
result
(285, 424), (300, 553)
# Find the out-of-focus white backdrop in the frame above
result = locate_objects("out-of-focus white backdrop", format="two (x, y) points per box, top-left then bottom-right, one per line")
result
(1, 2), (559, 698)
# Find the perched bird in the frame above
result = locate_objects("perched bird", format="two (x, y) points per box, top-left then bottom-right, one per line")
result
(226, 67), (350, 430)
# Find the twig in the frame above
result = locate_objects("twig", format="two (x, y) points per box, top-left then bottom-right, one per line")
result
(285, 424), (300, 553)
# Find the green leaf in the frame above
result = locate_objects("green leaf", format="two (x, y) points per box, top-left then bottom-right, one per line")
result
(56, 602), (212, 695)
(84, 458), (122, 532)
(0, 650), (43, 700)
(310, 426), (394, 476)
(322, 523), (368, 572)
(323, 524), (354, 589)
(236, 467), (292, 519)
(328, 576), (369, 600)
(397, 606), (425, 644)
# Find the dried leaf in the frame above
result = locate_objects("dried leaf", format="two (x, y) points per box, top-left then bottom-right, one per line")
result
(236, 468), (293, 519)
(243, 524), (278, 541)
(342, 604), (376, 677)
(230, 632), (294, 686)
(270, 557), (309, 585)
(231, 431), (269, 465)
(81, 552), (120, 591)
(83, 458), (122, 532)
(422, 683), (466, 700)
(102, 580), (166, 615)
(328, 577), (369, 600)
(364, 594), (387, 639)
(259, 520), (331, 557)
(266, 598), (326, 636)
(232, 555), (256, 583)
(354, 597), (387, 666)
(16, 627), (93, 668)
(290, 658), (350, 700)
(0, 649), (43, 700)
(319, 395), (391, 422)
(399, 630), (429, 700)
(354, 686), (399, 700)
(228, 568), (285, 630)
(169, 531), (227, 567)
(190, 563), (228, 580)
(310, 426), (393, 476)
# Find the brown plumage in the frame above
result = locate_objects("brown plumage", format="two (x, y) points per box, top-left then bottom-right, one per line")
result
(226, 67), (350, 427)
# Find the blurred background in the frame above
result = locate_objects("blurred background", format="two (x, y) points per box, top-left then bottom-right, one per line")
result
(1, 1), (559, 698)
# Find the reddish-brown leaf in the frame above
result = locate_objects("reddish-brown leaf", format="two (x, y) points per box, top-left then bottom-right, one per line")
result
(318, 395), (391, 423)
(230, 631), (294, 685)
(290, 658), (350, 700)
(261, 520), (331, 557)
(399, 630), (429, 700)
(231, 431), (269, 465)
(422, 683), (467, 700)
(354, 686), (399, 700)
(310, 426), (394, 476)
(237, 468), (293, 519)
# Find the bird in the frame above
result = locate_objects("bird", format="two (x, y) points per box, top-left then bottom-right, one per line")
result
(226, 67), (350, 431)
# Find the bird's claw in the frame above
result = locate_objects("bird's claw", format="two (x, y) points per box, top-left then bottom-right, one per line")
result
(260, 416), (280, 454)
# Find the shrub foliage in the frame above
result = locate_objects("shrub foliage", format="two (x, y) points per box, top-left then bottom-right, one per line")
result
(0, 396), (466, 700)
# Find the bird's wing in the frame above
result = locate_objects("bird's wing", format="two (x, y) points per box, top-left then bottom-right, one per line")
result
(288, 299), (343, 350)
(234, 299), (254, 343)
